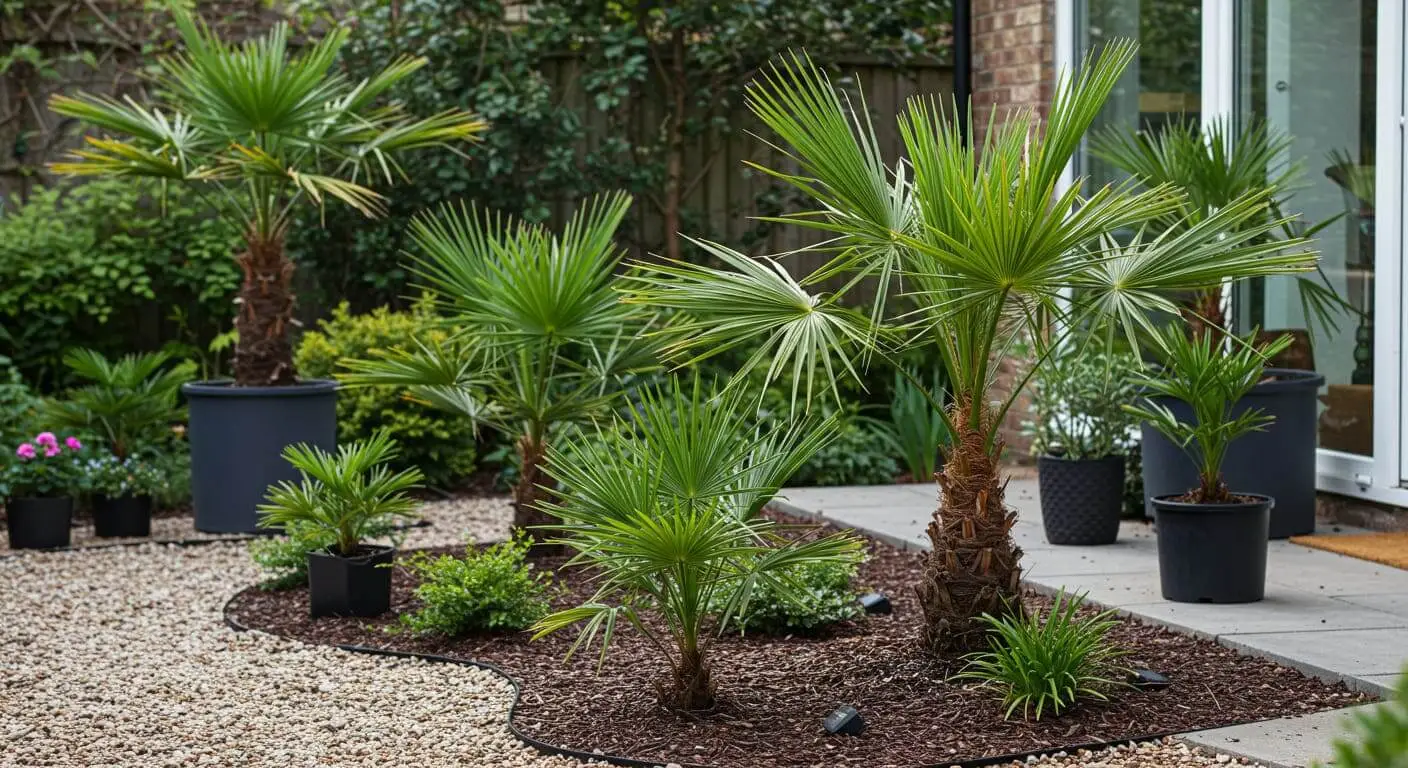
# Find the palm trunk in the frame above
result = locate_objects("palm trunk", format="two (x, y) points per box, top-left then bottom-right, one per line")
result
(512, 432), (557, 539)
(916, 399), (1024, 654)
(665, 644), (715, 711)
(233, 227), (298, 387)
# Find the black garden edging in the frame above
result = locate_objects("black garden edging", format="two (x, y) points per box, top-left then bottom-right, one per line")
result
(222, 590), (1208, 768)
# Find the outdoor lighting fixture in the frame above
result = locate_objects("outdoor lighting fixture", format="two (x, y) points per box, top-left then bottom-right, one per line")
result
(823, 705), (865, 736)
(1130, 669), (1170, 691)
(858, 592), (891, 615)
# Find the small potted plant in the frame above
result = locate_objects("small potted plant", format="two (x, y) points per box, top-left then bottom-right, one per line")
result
(85, 451), (165, 538)
(1028, 342), (1141, 545)
(257, 432), (423, 617)
(2, 432), (86, 549)
(1127, 327), (1292, 603)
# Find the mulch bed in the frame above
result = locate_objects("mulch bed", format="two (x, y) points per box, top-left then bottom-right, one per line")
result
(227, 515), (1369, 768)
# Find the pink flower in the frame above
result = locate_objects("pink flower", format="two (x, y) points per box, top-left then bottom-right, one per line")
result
(43, 444), (61, 458)
(65, 437), (82, 451)
(34, 432), (58, 447)
(15, 443), (36, 460)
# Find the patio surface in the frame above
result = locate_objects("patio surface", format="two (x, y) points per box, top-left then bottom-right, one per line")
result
(773, 479), (1408, 768)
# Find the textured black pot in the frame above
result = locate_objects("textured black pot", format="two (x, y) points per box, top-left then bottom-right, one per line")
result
(92, 494), (153, 538)
(307, 545), (395, 618)
(1037, 454), (1124, 545)
(1141, 368), (1323, 538)
(6, 497), (74, 549)
(184, 379), (337, 534)
(1153, 494), (1271, 603)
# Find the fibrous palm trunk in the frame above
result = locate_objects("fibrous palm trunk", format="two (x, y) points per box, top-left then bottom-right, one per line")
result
(233, 228), (298, 387)
(513, 433), (558, 538)
(664, 645), (715, 711)
(916, 400), (1024, 654)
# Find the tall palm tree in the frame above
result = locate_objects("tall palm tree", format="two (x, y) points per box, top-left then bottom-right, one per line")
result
(624, 41), (1318, 653)
(339, 193), (661, 533)
(48, 2), (485, 386)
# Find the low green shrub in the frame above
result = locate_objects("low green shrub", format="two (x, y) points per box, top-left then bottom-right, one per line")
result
(396, 533), (551, 635)
(0, 356), (42, 447)
(786, 415), (899, 487)
(954, 591), (1129, 720)
(251, 517), (405, 591)
(295, 299), (480, 489)
(729, 554), (864, 634)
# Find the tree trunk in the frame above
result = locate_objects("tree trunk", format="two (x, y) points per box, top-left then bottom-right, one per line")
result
(915, 400), (1024, 654)
(1182, 288), (1226, 343)
(233, 228), (298, 387)
(663, 645), (715, 711)
(513, 432), (558, 540)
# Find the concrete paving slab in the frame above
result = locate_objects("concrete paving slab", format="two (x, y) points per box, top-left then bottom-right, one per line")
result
(1220, 627), (1408, 693)
(1180, 704), (1387, 768)
(1331, 593), (1408, 620)
(1118, 591), (1408, 640)
(1023, 570), (1166, 606)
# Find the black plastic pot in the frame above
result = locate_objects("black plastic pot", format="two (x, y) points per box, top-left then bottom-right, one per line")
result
(6, 497), (74, 549)
(1140, 368), (1323, 538)
(307, 545), (394, 618)
(1153, 494), (1271, 603)
(1037, 454), (1124, 545)
(184, 379), (337, 534)
(92, 494), (153, 538)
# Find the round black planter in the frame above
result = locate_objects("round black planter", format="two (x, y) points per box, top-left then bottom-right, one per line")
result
(1037, 454), (1124, 545)
(1153, 494), (1272, 603)
(92, 494), (153, 538)
(183, 379), (337, 534)
(1140, 368), (1323, 538)
(307, 544), (394, 618)
(6, 497), (74, 549)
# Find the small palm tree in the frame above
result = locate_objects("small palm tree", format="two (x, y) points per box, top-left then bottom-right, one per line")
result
(624, 41), (1318, 653)
(339, 193), (660, 533)
(48, 2), (485, 386)
(43, 349), (195, 459)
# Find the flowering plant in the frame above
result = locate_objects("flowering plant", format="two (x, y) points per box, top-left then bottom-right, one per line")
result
(0, 432), (87, 499)
(84, 451), (166, 498)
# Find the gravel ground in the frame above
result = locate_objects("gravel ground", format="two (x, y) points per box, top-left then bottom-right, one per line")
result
(1, 494), (1270, 768)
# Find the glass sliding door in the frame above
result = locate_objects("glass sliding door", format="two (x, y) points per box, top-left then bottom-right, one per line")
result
(1234, 1), (1378, 457)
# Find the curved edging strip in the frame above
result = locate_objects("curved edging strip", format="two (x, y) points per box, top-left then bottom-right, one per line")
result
(221, 586), (1203, 768)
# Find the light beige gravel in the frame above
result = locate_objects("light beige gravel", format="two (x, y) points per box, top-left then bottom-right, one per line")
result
(0, 495), (1263, 768)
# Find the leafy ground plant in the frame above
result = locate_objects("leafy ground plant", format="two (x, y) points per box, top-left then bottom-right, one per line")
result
(727, 554), (864, 634)
(396, 532), (551, 635)
(250, 518), (402, 591)
(954, 591), (1129, 720)
(1320, 666), (1408, 767)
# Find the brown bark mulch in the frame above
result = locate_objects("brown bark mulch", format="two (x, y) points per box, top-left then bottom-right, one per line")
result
(227, 517), (1368, 768)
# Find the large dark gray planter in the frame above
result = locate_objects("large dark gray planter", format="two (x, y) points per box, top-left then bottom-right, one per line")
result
(1037, 454), (1124, 545)
(1140, 368), (1323, 538)
(1153, 494), (1272, 603)
(6, 497), (73, 549)
(184, 379), (337, 534)
(307, 545), (394, 618)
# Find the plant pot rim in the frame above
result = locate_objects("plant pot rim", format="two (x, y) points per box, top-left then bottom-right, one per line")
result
(1145, 367), (1324, 397)
(1152, 493), (1274, 511)
(1038, 452), (1125, 464)
(182, 379), (338, 397)
(308, 543), (395, 563)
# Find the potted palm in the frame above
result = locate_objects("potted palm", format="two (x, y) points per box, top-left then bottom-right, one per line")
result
(1127, 328), (1293, 603)
(257, 432), (423, 617)
(48, 2), (485, 533)
(1027, 342), (1140, 545)
(2, 432), (86, 549)
(1092, 119), (1337, 538)
(622, 41), (1317, 651)
(44, 349), (193, 536)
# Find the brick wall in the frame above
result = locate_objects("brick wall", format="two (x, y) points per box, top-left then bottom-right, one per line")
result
(970, 0), (1055, 461)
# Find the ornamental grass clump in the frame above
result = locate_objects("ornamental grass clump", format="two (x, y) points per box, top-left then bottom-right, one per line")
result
(955, 591), (1129, 720)
(531, 378), (862, 711)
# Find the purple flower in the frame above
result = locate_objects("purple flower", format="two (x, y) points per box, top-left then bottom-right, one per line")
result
(43, 444), (61, 458)
(15, 443), (36, 460)
(65, 437), (82, 451)
(34, 432), (58, 447)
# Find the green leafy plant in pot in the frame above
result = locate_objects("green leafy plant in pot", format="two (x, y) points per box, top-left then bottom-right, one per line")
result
(257, 432), (423, 617)
(48, 1), (485, 534)
(1127, 327), (1293, 603)
(1026, 340), (1141, 545)
(44, 349), (193, 537)
(2, 432), (87, 549)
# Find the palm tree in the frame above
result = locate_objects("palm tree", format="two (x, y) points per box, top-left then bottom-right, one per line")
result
(339, 193), (661, 533)
(623, 41), (1318, 654)
(43, 349), (195, 459)
(48, 2), (485, 386)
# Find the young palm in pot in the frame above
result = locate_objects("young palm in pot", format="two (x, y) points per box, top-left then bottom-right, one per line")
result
(1027, 342), (1140, 545)
(257, 432), (423, 617)
(1127, 327), (1293, 603)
